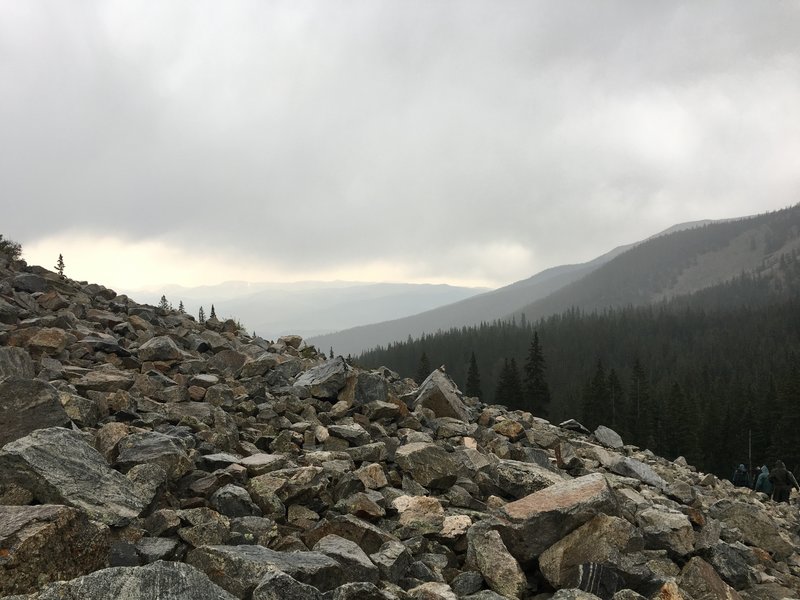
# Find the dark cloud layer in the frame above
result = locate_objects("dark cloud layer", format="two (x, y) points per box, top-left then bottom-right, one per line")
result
(2, 1), (799, 286)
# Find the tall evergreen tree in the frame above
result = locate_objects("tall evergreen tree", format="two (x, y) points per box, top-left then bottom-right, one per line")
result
(465, 352), (482, 398)
(627, 358), (651, 447)
(583, 359), (610, 430)
(607, 368), (624, 433)
(415, 352), (431, 384)
(198, 306), (206, 323)
(158, 295), (170, 310)
(523, 332), (551, 418)
(210, 304), (217, 319)
(178, 300), (185, 314)
(54, 254), (65, 278)
(495, 358), (523, 408)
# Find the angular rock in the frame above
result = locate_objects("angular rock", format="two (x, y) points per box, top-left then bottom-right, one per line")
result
(188, 544), (347, 596)
(538, 514), (644, 591)
(27, 327), (69, 355)
(707, 499), (794, 561)
(0, 377), (70, 446)
(115, 431), (192, 480)
(498, 473), (618, 566)
(331, 582), (387, 600)
(678, 556), (743, 600)
(467, 524), (527, 599)
(74, 369), (135, 393)
(0, 427), (147, 526)
(313, 534), (379, 583)
(609, 457), (667, 491)
(137, 335), (184, 362)
(593, 426), (624, 449)
(304, 514), (398, 555)
(294, 356), (350, 399)
(210, 483), (262, 517)
(23, 561), (238, 600)
(414, 368), (471, 422)
(0, 346), (34, 379)
(495, 459), (565, 499)
(0, 504), (110, 596)
(394, 442), (457, 489)
(636, 506), (694, 557)
(252, 568), (323, 600)
(370, 540), (412, 583)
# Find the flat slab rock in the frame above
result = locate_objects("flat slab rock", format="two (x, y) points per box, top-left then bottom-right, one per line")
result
(0, 427), (148, 526)
(3, 560), (237, 600)
(0, 377), (70, 447)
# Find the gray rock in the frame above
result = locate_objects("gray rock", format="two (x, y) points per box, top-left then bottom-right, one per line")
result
(27, 561), (238, 600)
(495, 459), (564, 499)
(0, 346), (34, 379)
(707, 499), (794, 561)
(210, 483), (262, 517)
(188, 544), (346, 597)
(413, 368), (471, 422)
(313, 534), (379, 583)
(354, 371), (389, 406)
(135, 537), (182, 563)
(0, 427), (147, 526)
(703, 541), (753, 590)
(370, 540), (413, 583)
(115, 431), (193, 479)
(394, 442), (457, 489)
(636, 506), (694, 557)
(252, 569), (323, 600)
(0, 377), (70, 446)
(678, 556), (742, 600)
(610, 457), (667, 491)
(331, 581), (387, 600)
(0, 504), (110, 597)
(137, 335), (185, 361)
(294, 357), (350, 399)
(450, 571), (484, 597)
(466, 524), (526, 599)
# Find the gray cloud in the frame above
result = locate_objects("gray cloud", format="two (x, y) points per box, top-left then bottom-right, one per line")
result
(2, 1), (799, 285)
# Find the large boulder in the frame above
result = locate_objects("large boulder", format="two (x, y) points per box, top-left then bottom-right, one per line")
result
(0, 427), (148, 526)
(115, 431), (193, 480)
(495, 459), (565, 499)
(466, 523), (527, 599)
(0, 346), (34, 379)
(137, 336), (185, 362)
(707, 499), (794, 561)
(188, 545), (347, 597)
(394, 442), (458, 489)
(294, 357), (350, 399)
(414, 368), (471, 422)
(18, 561), (238, 600)
(0, 504), (110, 596)
(0, 377), (70, 446)
(497, 473), (619, 566)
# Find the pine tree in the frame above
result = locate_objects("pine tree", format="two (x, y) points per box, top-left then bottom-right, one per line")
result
(416, 352), (431, 384)
(198, 306), (206, 323)
(210, 304), (217, 319)
(607, 368), (624, 433)
(178, 300), (185, 314)
(0, 234), (22, 260)
(627, 357), (651, 447)
(465, 352), (482, 398)
(495, 358), (523, 408)
(54, 254), (65, 278)
(523, 332), (551, 418)
(158, 295), (170, 310)
(583, 359), (609, 430)
(329, 347), (334, 359)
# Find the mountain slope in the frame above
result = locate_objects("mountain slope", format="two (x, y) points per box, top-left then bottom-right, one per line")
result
(511, 205), (800, 323)
(309, 219), (718, 356)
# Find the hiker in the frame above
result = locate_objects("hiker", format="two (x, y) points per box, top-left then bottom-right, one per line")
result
(768, 460), (799, 502)
(731, 463), (751, 487)
(754, 465), (773, 496)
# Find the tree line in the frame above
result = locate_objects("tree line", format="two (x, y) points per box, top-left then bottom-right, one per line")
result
(359, 253), (800, 478)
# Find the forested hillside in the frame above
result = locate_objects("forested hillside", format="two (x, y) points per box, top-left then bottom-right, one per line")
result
(511, 204), (800, 323)
(359, 249), (800, 478)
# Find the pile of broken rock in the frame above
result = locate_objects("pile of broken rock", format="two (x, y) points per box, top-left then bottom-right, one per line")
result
(1, 253), (799, 600)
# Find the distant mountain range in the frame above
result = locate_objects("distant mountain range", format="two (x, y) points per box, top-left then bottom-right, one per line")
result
(122, 281), (488, 341)
(311, 206), (800, 355)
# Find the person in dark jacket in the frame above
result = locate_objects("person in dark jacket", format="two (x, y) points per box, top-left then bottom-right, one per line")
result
(754, 465), (773, 496)
(731, 463), (751, 487)
(768, 460), (799, 502)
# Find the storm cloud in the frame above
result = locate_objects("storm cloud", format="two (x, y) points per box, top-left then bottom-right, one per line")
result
(3, 1), (799, 288)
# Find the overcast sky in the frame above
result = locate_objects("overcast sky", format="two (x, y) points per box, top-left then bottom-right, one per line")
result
(3, 1), (799, 291)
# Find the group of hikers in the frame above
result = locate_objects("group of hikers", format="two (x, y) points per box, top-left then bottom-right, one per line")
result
(732, 460), (800, 502)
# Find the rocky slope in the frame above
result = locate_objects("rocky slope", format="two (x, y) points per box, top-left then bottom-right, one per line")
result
(1, 253), (800, 600)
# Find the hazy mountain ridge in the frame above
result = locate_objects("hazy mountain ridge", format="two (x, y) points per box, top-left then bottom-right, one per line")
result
(125, 281), (488, 341)
(511, 205), (800, 323)
(308, 217), (732, 356)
